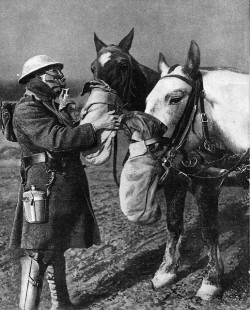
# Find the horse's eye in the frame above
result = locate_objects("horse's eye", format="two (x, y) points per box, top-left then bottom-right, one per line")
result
(169, 96), (182, 105)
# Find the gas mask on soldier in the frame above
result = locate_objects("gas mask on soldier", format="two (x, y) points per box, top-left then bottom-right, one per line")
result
(40, 67), (66, 95)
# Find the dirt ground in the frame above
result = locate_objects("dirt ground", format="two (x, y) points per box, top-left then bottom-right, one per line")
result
(0, 132), (249, 310)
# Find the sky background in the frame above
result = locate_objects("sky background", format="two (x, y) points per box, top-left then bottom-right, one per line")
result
(0, 0), (249, 83)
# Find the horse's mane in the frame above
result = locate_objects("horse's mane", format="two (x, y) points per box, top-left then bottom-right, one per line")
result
(200, 66), (248, 75)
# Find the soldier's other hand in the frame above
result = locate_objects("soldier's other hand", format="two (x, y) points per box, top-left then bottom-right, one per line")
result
(91, 110), (121, 131)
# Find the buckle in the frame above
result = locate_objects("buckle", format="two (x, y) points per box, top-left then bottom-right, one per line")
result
(178, 172), (192, 186)
(159, 167), (170, 185)
(204, 140), (216, 153)
(162, 158), (170, 170)
(201, 90), (206, 99)
(201, 113), (208, 123)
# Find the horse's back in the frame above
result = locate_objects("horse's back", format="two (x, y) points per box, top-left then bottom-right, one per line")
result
(203, 69), (249, 152)
(203, 69), (249, 107)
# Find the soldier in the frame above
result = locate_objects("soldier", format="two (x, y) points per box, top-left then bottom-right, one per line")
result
(9, 55), (120, 310)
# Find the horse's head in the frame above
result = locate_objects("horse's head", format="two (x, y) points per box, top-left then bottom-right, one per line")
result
(80, 29), (151, 166)
(91, 29), (134, 108)
(145, 40), (201, 151)
(91, 28), (148, 112)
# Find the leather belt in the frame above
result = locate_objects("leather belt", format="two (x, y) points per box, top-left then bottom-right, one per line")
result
(22, 152), (46, 167)
(21, 152), (81, 171)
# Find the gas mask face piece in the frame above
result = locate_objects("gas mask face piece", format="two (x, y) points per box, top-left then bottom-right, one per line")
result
(41, 67), (66, 94)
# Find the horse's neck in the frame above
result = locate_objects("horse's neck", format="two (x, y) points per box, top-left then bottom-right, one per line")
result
(137, 63), (160, 92)
(201, 70), (250, 153)
(129, 61), (159, 111)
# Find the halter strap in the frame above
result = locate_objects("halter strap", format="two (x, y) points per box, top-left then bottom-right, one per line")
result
(168, 64), (179, 73)
(160, 74), (195, 88)
(160, 64), (195, 88)
(170, 79), (200, 149)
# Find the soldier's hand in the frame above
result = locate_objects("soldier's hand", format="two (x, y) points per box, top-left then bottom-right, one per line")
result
(91, 110), (120, 131)
(58, 89), (76, 110)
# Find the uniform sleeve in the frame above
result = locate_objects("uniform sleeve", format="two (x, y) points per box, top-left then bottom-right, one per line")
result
(13, 100), (97, 153)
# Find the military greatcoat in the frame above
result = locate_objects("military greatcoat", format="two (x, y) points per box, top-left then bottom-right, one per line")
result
(9, 79), (101, 251)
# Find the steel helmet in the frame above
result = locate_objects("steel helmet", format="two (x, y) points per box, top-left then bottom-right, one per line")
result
(19, 55), (64, 84)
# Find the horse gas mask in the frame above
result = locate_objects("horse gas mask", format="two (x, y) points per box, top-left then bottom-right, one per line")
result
(119, 112), (169, 225)
(40, 67), (66, 95)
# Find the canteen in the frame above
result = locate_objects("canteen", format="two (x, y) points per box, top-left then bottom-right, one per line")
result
(23, 185), (48, 224)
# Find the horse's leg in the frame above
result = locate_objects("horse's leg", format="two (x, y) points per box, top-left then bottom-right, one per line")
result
(151, 176), (187, 289)
(192, 181), (224, 300)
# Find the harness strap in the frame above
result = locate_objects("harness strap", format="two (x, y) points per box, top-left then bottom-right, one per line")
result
(159, 77), (200, 157)
(198, 81), (216, 153)
(113, 135), (119, 187)
(185, 149), (249, 186)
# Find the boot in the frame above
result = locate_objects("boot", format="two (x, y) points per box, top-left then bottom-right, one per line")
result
(46, 254), (76, 310)
(19, 255), (46, 310)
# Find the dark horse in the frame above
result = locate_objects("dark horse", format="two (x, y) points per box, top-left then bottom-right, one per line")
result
(90, 28), (159, 112)
(83, 29), (238, 300)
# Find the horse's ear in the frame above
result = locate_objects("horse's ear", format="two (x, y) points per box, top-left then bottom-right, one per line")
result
(118, 28), (134, 52)
(183, 40), (200, 78)
(158, 52), (170, 74)
(94, 32), (107, 53)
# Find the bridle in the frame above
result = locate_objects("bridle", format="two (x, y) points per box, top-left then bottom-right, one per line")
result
(94, 46), (135, 109)
(151, 66), (210, 182)
(146, 65), (249, 187)
(159, 65), (214, 154)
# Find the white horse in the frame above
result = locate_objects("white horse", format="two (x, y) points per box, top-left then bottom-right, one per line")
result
(146, 42), (249, 154)
(143, 40), (249, 299)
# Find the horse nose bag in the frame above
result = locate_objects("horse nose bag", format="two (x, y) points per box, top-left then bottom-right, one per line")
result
(119, 111), (169, 225)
